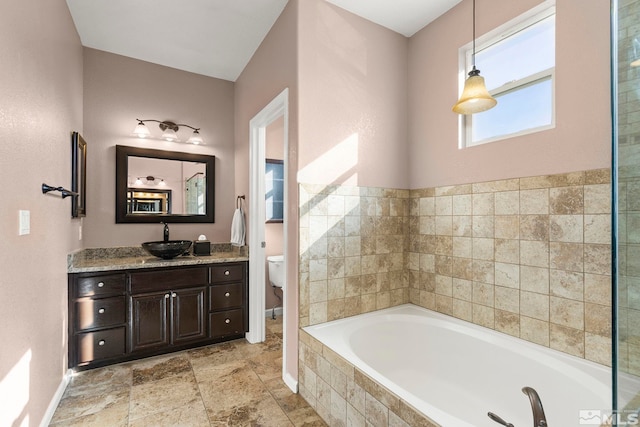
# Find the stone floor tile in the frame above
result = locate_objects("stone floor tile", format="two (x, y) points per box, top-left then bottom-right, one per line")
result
(129, 371), (201, 421)
(128, 400), (210, 427)
(131, 354), (192, 385)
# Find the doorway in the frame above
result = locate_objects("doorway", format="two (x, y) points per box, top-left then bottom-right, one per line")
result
(247, 88), (295, 391)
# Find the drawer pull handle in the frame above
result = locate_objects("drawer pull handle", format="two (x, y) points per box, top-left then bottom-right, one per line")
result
(224, 270), (230, 276)
(225, 318), (230, 324)
(97, 282), (105, 288)
(225, 292), (230, 297)
(98, 340), (106, 346)
(98, 308), (105, 314)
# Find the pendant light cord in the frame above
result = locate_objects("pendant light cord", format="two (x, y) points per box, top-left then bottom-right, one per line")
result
(472, 0), (476, 69)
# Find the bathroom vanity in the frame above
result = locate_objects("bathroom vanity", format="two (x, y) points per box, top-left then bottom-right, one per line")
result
(67, 246), (248, 370)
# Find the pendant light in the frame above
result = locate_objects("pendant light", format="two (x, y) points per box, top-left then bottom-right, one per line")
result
(452, 0), (497, 115)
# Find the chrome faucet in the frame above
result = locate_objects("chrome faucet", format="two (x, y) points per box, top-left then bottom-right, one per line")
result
(162, 222), (169, 242)
(487, 386), (547, 427)
(522, 387), (547, 427)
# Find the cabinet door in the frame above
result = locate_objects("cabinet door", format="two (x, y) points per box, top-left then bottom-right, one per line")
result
(172, 287), (207, 345)
(130, 291), (170, 352)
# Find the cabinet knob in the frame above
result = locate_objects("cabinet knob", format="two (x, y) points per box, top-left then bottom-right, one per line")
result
(164, 294), (170, 299)
(98, 340), (105, 346)
(225, 318), (230, 324)
(98, 308), (105, 314)
(224, 292), (230, 297)
(224, 270), (230, 276)
(171, 292), (177, 298)
(97, 282), (105, 288)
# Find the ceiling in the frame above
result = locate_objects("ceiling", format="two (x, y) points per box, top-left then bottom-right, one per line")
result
(65, 0), (462, 82)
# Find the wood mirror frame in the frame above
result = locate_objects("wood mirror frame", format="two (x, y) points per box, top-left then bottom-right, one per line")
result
(115, 145), (215, 223)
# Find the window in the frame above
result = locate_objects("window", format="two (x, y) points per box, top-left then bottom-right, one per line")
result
(265, 159), (284, 223)
(460, 3), (556, 148)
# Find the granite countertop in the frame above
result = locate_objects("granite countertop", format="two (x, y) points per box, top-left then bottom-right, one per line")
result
(68, 244), (248, 273)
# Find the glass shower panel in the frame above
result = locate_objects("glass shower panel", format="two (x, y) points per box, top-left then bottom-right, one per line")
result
(616, 0), (640, 422)
(185, 172), (206, 215)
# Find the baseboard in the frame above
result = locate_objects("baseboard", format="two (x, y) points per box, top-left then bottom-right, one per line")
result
(39, 369), (71, 427)
(283, 372), (298, 393)
(265, 307), (283, 318)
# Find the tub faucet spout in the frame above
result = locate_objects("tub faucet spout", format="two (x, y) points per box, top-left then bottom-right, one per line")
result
(522, 386), (547, 427)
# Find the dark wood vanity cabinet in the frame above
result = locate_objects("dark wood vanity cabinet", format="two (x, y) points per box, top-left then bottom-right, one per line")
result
(68, 273), (127, 368)
(129, 266), (208, 352)
(68, 260), (248, 370)
(209, 263), (248, 339)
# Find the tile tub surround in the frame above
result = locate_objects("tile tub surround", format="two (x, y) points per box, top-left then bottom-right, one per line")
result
(299, 184), (411, 327)
(299, 168), (612, 367)
(299, 329), (437, 427)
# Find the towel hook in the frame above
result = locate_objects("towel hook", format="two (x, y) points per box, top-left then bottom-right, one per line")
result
(236, 195), (245, 208)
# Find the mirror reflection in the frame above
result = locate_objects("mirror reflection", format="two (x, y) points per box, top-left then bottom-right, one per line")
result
(127, 157), (206, 215)
(116, 145), (215, 223)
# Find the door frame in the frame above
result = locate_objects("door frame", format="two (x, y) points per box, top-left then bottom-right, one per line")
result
(247, 88), (293, 390)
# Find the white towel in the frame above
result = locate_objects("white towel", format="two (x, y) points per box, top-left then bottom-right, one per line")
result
(230, 207), (246, 246)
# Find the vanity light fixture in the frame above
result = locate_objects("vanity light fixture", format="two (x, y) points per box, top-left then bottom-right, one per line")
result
(452, 0), (497, 115)
(133, 119), (204, 144)
(134, 176), (165, 186)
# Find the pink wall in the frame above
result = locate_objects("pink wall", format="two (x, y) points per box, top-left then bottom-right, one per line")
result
(0, 0), (83, 425)
(297, 0), (410, 189)
(82, 49), (236, 247)
(234, 0), (299, 385)
(408, 0), (611, 189)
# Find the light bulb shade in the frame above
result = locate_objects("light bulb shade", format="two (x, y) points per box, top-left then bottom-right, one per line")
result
(187, 130), (203, 145)
(453, 70), (497, 114)
(133, 122), (151, 138)
(162, 128), (178, 142)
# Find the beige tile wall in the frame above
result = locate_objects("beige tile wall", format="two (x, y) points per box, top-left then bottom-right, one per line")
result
(408, 169), (612, 366)
(299, 184), (410, 328)
(299, 169), (612, 366)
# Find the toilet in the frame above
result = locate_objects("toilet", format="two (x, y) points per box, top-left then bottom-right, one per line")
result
(267, 255), (285, 290)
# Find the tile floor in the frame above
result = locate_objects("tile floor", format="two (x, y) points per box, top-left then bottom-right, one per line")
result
(50, 317), (326, 426)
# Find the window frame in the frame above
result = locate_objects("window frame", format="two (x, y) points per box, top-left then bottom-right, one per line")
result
(458, 1), (556, 149)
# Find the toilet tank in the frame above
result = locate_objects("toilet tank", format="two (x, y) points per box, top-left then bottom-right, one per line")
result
(267, 255), (284, 289)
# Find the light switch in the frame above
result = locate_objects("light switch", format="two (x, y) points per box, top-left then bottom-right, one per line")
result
(19, 210), (30, 235)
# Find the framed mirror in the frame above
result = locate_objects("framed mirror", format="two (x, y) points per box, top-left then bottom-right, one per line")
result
(116, 145), (215, 223)
(71, 132), (87, 218)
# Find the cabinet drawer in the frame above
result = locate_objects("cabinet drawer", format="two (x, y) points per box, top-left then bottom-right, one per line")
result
(76, 327), (126, 364)
(130, 267), (208, 293)
(210, 264), (244, 283)
(209, 283), (243, 310)
(209, 309), (245, 339)
(76, 274), (126, 298)
(75, 297), (126, 331)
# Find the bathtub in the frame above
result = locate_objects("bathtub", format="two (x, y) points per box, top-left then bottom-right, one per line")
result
(303, 304), (611, 427)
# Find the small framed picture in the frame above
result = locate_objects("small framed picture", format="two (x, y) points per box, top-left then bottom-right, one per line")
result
(71, 131), (87, 218)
